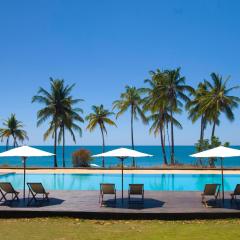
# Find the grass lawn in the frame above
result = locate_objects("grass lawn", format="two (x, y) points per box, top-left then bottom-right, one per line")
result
(0, 218), (240, 240)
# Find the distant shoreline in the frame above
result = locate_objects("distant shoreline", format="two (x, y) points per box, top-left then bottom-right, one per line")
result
(1, 167), (240, 175)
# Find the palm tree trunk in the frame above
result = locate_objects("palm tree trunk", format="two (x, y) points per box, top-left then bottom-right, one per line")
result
(54, 124), (58, 167)
(166, 121), (171, 160)
(62, 124), (65, 168)
(131, 105), (135, 167)
(211, 121), (216, 140)
(200, 115), (204, 142)
(197, 115), (205, 166)
(163, 123), (166, 145)
(160, 125), (168, 165)
(100, 126), (105, 167)
(170, 107), (175, 165)
(6, 137), (9, 150)
(12, 134), (17, 148)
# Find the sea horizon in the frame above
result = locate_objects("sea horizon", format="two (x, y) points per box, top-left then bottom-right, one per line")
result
(1, 145), (240, 168)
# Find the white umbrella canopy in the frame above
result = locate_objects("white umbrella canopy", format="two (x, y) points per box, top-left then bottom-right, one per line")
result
(92, 147), (153, 202)
(0, 146), (54, 200)
(0, 146), (55, 157)
(92, 147), (153, 158)
(190, 145), (240, 204)
(190, 146), (240, 158)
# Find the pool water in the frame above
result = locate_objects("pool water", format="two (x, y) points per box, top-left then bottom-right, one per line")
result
(0, 173), (239, 191)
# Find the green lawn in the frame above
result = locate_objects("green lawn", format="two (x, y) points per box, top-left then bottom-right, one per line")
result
(0, 218), (239, 240)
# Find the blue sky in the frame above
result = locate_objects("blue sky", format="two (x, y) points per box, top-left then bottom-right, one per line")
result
(0, 0), (239, 146)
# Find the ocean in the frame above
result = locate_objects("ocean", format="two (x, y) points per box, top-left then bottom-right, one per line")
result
(0, 145), (240, 168)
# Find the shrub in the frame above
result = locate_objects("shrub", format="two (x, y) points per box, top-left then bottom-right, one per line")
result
(194, 136), (230, 167)
(72, 149), (92, 167)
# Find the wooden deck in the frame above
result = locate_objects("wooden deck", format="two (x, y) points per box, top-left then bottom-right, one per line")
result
(0, 190), (240, 219)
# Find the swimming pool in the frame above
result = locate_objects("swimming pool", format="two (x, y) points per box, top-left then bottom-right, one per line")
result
(0, 173), (239, 191)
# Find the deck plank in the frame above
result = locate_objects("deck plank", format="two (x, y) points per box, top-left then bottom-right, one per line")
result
(0, 190), (240, 219)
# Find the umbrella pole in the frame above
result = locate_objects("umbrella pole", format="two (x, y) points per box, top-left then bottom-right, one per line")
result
(22, 157), (27, 201)
(221, 157), (224, 205)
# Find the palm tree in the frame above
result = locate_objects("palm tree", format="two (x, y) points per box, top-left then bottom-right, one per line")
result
(143, 69), (183, 165)
(198, 73), (240, 140)
(45, 107), (84, 168)
(86, 105), (116, 167)
(57, 108), (84, 167)
(157, 68), (194, 164)
(187, 82), (209, 143)
(187, 82), (211, 166)
(32, 78), (84, 167)
(113, 86), (147, 167)
(143, 69), (169, 165)
(147, 108), (182, 165)
(0, 114), (28, 149)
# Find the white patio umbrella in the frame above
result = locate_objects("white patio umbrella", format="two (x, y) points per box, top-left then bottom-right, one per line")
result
(92, 147), (153, 201)
(0, 146), (54, 200)
(190, 146), (240, 203)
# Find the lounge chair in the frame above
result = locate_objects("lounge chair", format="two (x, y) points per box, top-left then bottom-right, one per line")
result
(201, 184), (220, 207)
(128, 184), (144, 202)
(0, 182), (19, 203)
(27, 182), (49, 206)
(99, 183), (116, 206)
(230, 184), (240, 204)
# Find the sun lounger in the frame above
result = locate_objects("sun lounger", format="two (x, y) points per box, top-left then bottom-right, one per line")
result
(230, 184), (240, 204)
(27, 182), (49, 206)
(128, 184), (144, 202)
(0, 182), (19, 203)
(201, 183), (220, 207)
(99, 183), (116, 205)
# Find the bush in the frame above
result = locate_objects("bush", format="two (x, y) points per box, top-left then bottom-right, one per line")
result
(72, 149), (92, 167)
(194, 136), (230, 168)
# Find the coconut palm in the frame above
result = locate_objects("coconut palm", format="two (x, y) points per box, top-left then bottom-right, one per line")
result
(113, 86), (147, 167)
(157, 68), (194, 164)
(187, 81), (209, 143)
(32, 78), (84, 167)
(143, 69), (169, 165)
(187, 82), (210, 166)
(57, 108), (84, 167)
(143, 69), (183, 165)
(0, 114), (28, 149)
(45, 107), (84, 168)
(198, 73), (240, 139)
(86, 105), (116, 167)
(147, 108), (182, 165)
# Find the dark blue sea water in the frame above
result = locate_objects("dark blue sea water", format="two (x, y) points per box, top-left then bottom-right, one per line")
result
(0, 145), (240, 168)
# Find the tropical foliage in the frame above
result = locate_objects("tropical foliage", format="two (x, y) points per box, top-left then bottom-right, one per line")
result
(143, 69), (177, 165)
(72, 149), (92, 167)
(187, 73), (240, 167)
(0, 114), (28, 149)
(85, 105), (116, 167)
(1, 69), (238, 169)
(195, 73), (240, 139)
(187, 82), (209, 145)
(194, 137), (230, 167)
(32, 78), (84, 167)
(143, 68), (193, 165)
(113, 85), (147, 166)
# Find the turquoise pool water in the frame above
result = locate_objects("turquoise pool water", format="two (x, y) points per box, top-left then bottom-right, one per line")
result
(0, 173), (239, 191)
